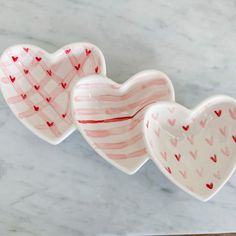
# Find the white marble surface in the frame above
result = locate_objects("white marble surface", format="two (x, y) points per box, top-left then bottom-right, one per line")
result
(0, 0), (236, 235)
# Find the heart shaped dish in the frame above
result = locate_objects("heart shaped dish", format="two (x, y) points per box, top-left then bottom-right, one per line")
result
(71, 70), (175, 174)
(144, 95), (236, 201)
(0, 43), (106, 144)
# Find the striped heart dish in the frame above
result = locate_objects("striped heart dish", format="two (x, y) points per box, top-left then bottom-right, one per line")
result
(0, 43), (106, 144)
(144, 95), (236, 201)
(71, 70), (175, 174)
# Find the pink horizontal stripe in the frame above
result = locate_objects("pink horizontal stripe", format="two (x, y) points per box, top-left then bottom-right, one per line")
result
(75, 90), (170, 116)
(94, 133), (143, 149)
(106, 148), (147, 160)
(84, 115), (143, 138)
(74, 79), (168, 102)
(75, 83), (119, 89)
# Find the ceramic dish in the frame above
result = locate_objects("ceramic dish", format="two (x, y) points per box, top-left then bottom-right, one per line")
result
(144, 95), (236, 201)
(0, 43), (106, 144)
(71, 70), (175, 174)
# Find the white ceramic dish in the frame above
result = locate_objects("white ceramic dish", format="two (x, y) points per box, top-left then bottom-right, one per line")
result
(144, 95), (236, 201)
(0, 43), (106, 144)
(71, 70), (175, 174)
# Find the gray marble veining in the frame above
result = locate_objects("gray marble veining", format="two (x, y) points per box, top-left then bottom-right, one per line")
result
(0, 0), (236, 235)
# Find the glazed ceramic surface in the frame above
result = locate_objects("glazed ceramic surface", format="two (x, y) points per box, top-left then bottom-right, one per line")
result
(144, 96), (236, 201)
(0, 43), (106, 144)
(71, 70), (175, 174)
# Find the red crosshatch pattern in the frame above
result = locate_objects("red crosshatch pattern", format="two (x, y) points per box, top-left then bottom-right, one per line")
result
(72, 71), (175, 174)
(0, 43), (106, 144)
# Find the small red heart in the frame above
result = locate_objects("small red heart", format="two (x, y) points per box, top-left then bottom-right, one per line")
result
(174, 153), (181, 161)
(34, 85), (40, 90)
(21, 94), (27, 99)
(65, 48), (71, 54)
(23, 47), (29, 52)
(182, 125), (189, 131)
(210, 154), (217, 163)
(12, 56), (18, 62)
(33, 105), (39, 111)
(214, 110), (222, 117)
(232, 135), (236, 143)
(61, 113), (67, 118)
(74, 63), (80, 71)
(46, 70), (52, 76)
(35, 57), (42, 62)
(206, 182), (214, 189)
(61, 82), (67, 89)
(85, 48), (92, 56)
(9, 75), (15, 83)
(165, 166), (172, 174)
(24, 69), (29, 74)
(95, 66), (99, 74)
(46, 97), (51, 103)
(46, 121), (54, 127)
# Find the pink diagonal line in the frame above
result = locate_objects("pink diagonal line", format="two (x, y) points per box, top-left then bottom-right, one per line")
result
(43, 51), (97, 118)
(66, 46), (98, 77)
(2, 45), (102, 137)
(10, 55), (72, 126)
(24, 48), (74, 123)
(14, 48), (83, 125)
(81, 48), (98, 75)
(26, 49), (72, 123)
(31, 47), (98, 120)
(0, 61), (62, 136)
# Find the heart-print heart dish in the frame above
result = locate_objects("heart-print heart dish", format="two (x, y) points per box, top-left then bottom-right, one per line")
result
(144, 95), (236, 201)
(71, 70), (175, 174)
(0, 43), (106, 144)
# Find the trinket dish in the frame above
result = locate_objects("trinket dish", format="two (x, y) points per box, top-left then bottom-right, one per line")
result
(0, 43), (106, 144)
(144, 95), (236, 200)
(71, 70), (175, 174)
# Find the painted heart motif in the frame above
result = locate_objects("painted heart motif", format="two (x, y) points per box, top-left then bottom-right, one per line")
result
(144, 95), (236, 200)
(0, 43), (106, 144)
(71, 70), (175, 174)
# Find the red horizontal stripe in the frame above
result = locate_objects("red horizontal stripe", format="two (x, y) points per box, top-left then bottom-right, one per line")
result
(78, 105), (145, 124)
(84, 114), (143, 138)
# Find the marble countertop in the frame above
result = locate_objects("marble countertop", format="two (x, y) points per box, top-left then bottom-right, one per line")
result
(0, 0), (236, 235)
